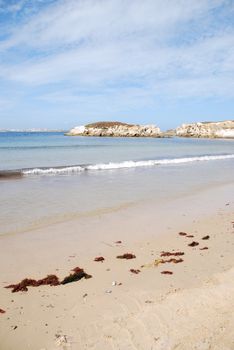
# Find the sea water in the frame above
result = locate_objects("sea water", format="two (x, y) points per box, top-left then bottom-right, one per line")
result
(0, 132), (233, 235)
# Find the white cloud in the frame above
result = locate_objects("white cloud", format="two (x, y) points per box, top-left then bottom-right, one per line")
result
(0, 0), (234, 101)
(1, 0), (222, 49)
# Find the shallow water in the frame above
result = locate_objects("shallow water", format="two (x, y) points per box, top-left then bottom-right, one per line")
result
(0, 132), (233, 235)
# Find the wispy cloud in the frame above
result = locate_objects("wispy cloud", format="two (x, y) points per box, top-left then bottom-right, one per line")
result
(0, 0), (233, 128)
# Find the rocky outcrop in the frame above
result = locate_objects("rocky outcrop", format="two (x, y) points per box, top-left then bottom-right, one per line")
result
(67, 121), (162, 137)
(175, 120), (234, 138)
(66, 120), (234, 139)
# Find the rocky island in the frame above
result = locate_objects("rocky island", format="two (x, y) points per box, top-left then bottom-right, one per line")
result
(66, 120), (234, 138)
(175, 120), (234, 138)
(66, 121), (162, 137)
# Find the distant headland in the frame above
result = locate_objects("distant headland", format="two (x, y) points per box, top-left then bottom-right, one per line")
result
(66, 120), (234, 139)
(0, 129), (66, 133)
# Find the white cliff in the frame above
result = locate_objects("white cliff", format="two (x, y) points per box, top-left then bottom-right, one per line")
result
(176, 120), (234, 138)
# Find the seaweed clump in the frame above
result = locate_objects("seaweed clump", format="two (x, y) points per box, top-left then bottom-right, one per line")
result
(161, 258), (183, 264)
(60, 267), (92, 285)
(5, 275), (60, 293)
(202, 235), (210, 240)
(161, 271), (173, 275)
(178, 232), (187, 236)
(117, 253), (136, 259)
(94, 256), (105, 262)
(0, 309), (6, 314)
(188, 241), (199, 247)
(130, 269), (141, 274)
(160, 251), (184, 257)
(5, 267), (92, 292)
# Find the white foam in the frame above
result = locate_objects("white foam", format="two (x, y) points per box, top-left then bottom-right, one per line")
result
(22, 154), (234, 175)
(86, 154), (234, 170)
(23, 166), (84, 175)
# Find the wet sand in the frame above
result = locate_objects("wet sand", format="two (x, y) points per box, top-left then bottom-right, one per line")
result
(0, 170), (23, 179)
(0, 183), (233, 350)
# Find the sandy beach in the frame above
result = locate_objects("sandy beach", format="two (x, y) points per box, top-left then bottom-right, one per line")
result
(0, 182), (233, 350)
(1, 0), (234, 348)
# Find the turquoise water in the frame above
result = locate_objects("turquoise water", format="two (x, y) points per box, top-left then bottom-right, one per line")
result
(0, 132), (234, 235)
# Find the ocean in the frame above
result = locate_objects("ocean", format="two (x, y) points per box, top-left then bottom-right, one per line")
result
(0, 132), (234, 235)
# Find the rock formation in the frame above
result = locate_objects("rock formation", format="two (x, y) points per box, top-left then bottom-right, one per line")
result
(66, 120), (234, 139)
(67, 121), (162, 137)
(175, 120), (234, 138)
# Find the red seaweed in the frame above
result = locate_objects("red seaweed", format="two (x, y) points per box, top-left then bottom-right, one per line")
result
(200, 247), (208, 250)
(5, 279), (35, 292)
(160, 251), (184, 257)
(61, 267), (92, 285)
(161, 258), (184, 264)
(161, 271), (173, 275)
(5, 275), (60, 293)
(0, 309), (5, 314)
(117, 253), (136, 259)
(130, 269), (141, 274)
(94, 256), (105, 262)
(202, 235), (210, 240)
(115, 241), (122, 244)
(37, 275), (60, 286)
(178, 232), (194, 238)
(188, 241), (199, 247)
(5, 267), (92, 292)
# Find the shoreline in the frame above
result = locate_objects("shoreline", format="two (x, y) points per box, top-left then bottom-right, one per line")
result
(0, 182), (234, 349)
(0, 164), (232, 239)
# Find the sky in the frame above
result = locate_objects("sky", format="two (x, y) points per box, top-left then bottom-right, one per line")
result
(0, 0), (234, 130)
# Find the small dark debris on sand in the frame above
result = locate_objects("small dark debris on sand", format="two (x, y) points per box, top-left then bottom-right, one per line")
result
(130, 269), (141, 274)
(200, 247), (208, 250)
(0, 308), (6, 314)
(61, 267), (92, 285)
(115, 241), (122, 244)
(188, 241), (199, 247)
(202, 235), (210, 240)
(117, 253), (136, 259)
(94, 256), (105, 262)
(161, 258), (183, 264)
(178, 232), (194, 238)
(161, 271), (173, 275)
(5, 275), (60, 293)
(160, 251), (184, 257)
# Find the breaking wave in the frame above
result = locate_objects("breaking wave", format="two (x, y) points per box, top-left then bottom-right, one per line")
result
(19, 154), (234, 175)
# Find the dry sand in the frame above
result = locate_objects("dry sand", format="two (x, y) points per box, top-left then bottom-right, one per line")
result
(0, 183), (234, 350)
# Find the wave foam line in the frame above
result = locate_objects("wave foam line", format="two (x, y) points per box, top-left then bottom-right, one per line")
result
(22, 154), (234, 175)
(23, 165), (84, 175)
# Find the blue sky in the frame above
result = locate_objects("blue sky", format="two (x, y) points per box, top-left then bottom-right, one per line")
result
(0, 0), (234, 130)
